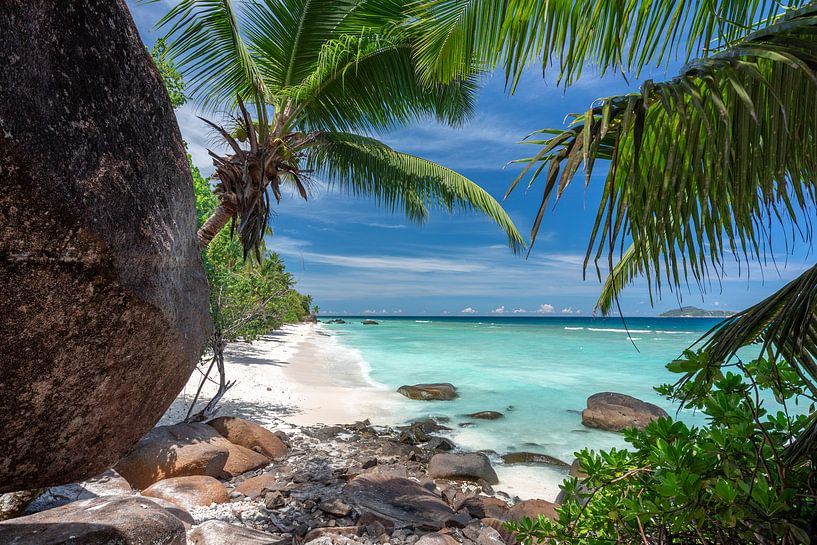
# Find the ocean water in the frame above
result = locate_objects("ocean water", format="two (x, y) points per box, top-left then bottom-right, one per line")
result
(319, 316), (721, 497)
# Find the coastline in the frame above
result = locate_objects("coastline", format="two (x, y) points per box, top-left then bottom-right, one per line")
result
(161, 322), (567, 501)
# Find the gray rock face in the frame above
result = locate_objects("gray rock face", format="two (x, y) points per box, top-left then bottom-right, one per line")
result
(581, 392), (668, 432)
(428, 453), (499, 485)
(0, 1), (210, 492)
(25, 469), (132, 514)
(0, 495), (186, 544)
(343, 474), (461, 530)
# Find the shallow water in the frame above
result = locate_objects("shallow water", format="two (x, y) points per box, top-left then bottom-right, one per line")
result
(319, 316), (720, 498)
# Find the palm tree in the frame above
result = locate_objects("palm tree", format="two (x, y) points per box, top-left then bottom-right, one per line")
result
(154, 0), (524, 260)
(411, 0), (817, 446)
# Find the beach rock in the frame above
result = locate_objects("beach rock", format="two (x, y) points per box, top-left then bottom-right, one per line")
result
(465, 411), (503, 420)
(208, 417), (289, 459)
(234, 474), (280, 499)
(410, 417), (452, 433)
(0, 0), (210, 492)
(481, 517), (516, 544)
(397, 383), (458, 401)
(343, 474), (461, 529)
(25, 469), (132, 514)
(457, 496), (509, 519)
(115, 423), (230, 489)
(476, 526), (506, 545)
(426, 437), (456, 451)
(500, 452), (570, 467)
(0, 489), (44, 520)
(189, 520), (286, 545)
(506, 499), (559, 522)
(581, 392), (668, 432)
(0, 495), (186, 544)
(139, 496), (194, 528)
(304, 527), (361, 542)
(361, 320), (379, 325)
(415, 533), (461, 545)
(319, 498), (353, 517)
(222, 443), (272, 477)
(142, 475), (229, 510)
(428, 453), (499, 485)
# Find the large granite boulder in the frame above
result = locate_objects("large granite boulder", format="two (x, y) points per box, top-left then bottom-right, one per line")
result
(428, 453), (499, 485)
(208, 417), (289, 459)
(581, 392), (668, 432)
(506, 499), (559, 522)
(0, 1), (211, 492)
(142, 475), (229, 511)
(0, 495), (187, 544)
(25, 469), (132, 514)
(397, 383), (458, 401)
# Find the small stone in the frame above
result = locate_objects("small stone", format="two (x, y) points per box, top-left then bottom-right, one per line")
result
(265, 491), (286, 509)
(361, 458), (378, 469)
(319, 498), (353, 517)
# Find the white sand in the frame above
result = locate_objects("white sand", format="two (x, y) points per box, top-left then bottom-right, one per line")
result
(161, 323), (564, 501)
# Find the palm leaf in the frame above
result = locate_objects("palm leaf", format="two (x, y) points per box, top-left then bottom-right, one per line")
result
(306, 132), (525, 252)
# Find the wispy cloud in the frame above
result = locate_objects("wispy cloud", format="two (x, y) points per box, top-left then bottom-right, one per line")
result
(492, 306), (506, 314)
(537, 303), (555, 314)
(461, 307), (478, 314)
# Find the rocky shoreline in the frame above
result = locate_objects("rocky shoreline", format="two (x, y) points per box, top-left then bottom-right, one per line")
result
(0, 415), (572, 544)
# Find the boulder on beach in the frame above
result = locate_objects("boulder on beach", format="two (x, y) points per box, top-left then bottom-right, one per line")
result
(0, 0), (211, 493)
(25, 469), (132, 514)
(500, 452), (570, 468)
(581, 392), (668, 432)
(234, 473), (281, 499)
(114, 423), (230, 489)
(222, 442), (272, 478)
(506, 499), (559, 522)
(189, 520), (286, 545)
(142, 475), (229, 511)
(0, 495), (186, 544)
(397, 383), (458, 401)
(428, 453), (499, 485)
(208, 417), (289, 460)
(416, 533), (461, 545)
(343, 473), (464, 530)
(465, 411), (503, 420)
(456, 496), (509, 519)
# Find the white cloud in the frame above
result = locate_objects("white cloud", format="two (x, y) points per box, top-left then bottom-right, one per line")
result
(363, 309), (378, 314)
(461, 307), (478, 314)
(537, 304), (555, 314)
(393, 309), (403, 314)
(561, 307), (575, 314)
(512, 308), (528, 314)
(492, 306), (506, 314)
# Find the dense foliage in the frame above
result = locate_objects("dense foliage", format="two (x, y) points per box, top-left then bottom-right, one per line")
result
(193, 161), (312, 342)
(507, 352), (817, 544)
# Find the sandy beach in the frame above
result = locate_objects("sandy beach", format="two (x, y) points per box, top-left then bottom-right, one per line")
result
(161, 323), (566, 501)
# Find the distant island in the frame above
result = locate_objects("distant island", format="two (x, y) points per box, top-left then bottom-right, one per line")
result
(659, 306), (735, 318)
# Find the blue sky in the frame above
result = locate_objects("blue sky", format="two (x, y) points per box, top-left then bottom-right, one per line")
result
(128, 2), (814, 316)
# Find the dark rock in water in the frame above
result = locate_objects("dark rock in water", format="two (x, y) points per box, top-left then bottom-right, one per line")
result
(327, 319), (348, 324)
(410, 417), (452, 433)
(425, 437), (456, 451)
(459, 422), (476, 428)
(398, 383), (458, 401)
(582, 392), (668, 432)
(189, 520), (286, 545)
(428, 453), (499, 485)
(343, 474), (461, 530)
(0, 1), (210, 491)
(0, 495), (187, 544)
(362, 320), (379, 325)
(465, 411), (503, 420)
(500, 452), (570, 468)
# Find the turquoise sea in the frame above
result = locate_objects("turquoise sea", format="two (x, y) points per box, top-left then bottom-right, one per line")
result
(320, 316), (720, 477)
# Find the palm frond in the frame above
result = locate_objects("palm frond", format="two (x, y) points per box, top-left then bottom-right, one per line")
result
(512, 8), (817, 303)
(411, 0), (809, 88)
(153, 0), (267, 119)
(307, 132), (525, 252)
(595, 243), (650, 316)
(284, 31), (478, 133)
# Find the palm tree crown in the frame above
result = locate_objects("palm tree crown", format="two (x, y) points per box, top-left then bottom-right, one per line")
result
(156, 0), (524, 259)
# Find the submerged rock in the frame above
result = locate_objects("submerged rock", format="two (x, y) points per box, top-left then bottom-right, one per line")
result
(397, 383), (458, 401)
(465, 411), (503, 420)
(500, 452), (570, 467)
(0, 0), (210, 491)
(428, 453), (499, 485)
(581, 392), (668, 432)
(0, 495), (187, 544)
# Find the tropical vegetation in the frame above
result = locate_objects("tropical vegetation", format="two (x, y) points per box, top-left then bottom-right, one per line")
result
(152, 0), (523, 260)
(410, 0), (817, 543)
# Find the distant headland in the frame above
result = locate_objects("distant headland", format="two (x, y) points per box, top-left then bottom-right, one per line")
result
(658, 306), (735, 318)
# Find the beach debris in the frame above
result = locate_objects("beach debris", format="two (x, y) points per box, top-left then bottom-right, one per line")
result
(465, 411), (503, 420)
(581, 392), (668, 432)
(397, 383), (459, 401)
(0, 0), (211, 493)
(208, 417), (290, 459)
(0, 496), (187, 544)
(189, 519), (288, 544)
(428, 453), (499, 485)
(500, 452), (569, 467)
